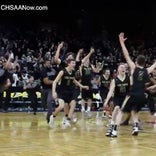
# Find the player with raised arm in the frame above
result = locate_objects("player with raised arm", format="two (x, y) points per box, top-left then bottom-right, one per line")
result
(113, 33), (156, 136)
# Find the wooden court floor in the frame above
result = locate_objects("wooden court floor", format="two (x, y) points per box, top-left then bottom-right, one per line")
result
(0, 111), (156, 156)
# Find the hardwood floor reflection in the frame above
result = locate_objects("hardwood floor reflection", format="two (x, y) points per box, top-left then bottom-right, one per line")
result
(0, 111), (156, 156)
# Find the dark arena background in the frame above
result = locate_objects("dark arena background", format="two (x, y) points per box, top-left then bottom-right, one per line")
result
(0, 0), (156, 111)
(0, 1), (156, 156)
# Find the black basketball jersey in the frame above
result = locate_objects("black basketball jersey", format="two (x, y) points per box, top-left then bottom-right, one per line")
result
(59, 68), (75, 90)
(114, 74), (130, 97)
(130, 67), (149, 93)
(100, 75), (111, 90)
(81, 65), (92, 86)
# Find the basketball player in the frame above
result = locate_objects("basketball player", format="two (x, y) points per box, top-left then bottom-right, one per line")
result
(104, 64), (130, 137)
(79, 47), (96, 116)
(49, 59), (89, 128)
(99, 69), (112, 117)
(112, 33), (156, 137)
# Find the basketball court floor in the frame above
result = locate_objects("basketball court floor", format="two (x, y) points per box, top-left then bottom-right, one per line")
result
(0, 111), (155, 156)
